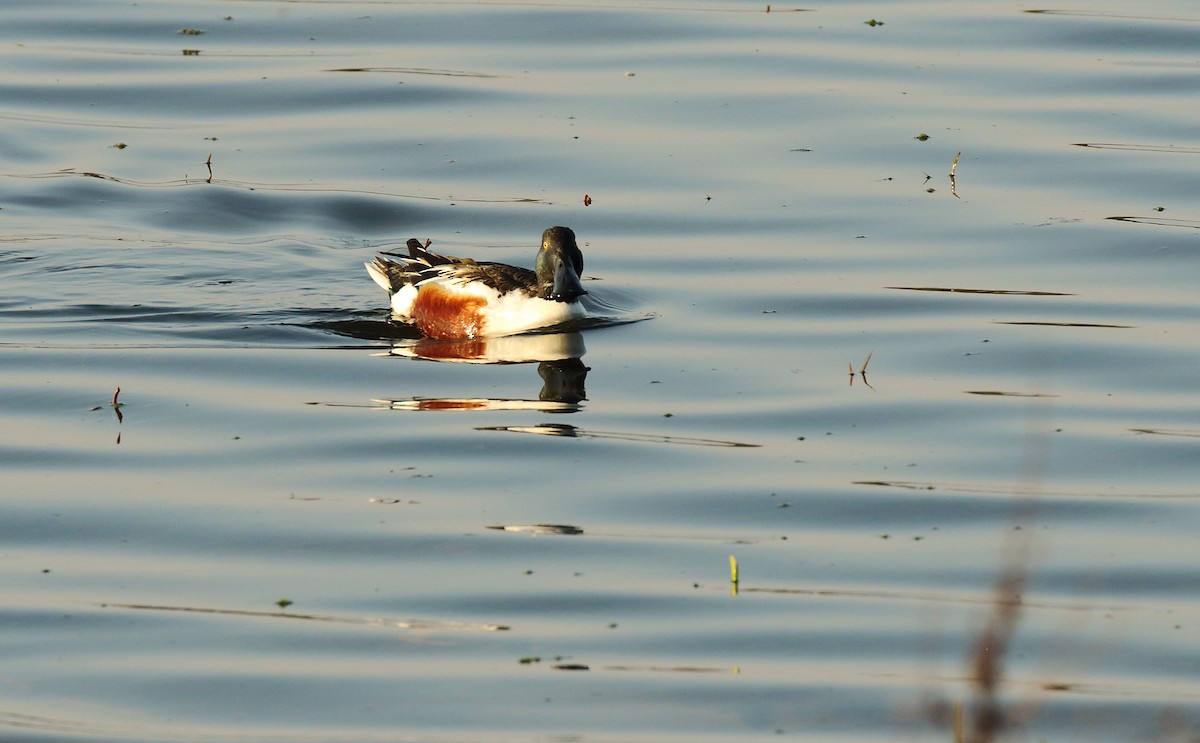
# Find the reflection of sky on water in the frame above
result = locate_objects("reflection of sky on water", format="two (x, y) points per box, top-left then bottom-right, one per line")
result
(2, 1), (1200, 741)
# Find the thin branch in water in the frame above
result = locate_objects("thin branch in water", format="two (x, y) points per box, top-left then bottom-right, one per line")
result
(849, 352), (874, 389)
(949, 151), (961, 198)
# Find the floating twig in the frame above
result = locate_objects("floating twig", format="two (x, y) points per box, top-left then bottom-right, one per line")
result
(205, 152), (213, 183)
(949, 151), (961, 198)
(849, 352), (875, 389)
(486, 524), (584, 536)
(729, 554), (739, 596)
(112, 387), (125, 424)
(108, 387), (125, 433)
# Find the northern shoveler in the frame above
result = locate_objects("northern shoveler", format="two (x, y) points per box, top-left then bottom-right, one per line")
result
(365, 226), (588, 339)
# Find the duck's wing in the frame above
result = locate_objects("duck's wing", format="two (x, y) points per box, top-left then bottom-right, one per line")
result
(446, 262), (537, 295)
(367, 239), (535, 296)
(404, 240), (477, 268)
(368, 238), (472, 293)
(366, 255), (413, 294)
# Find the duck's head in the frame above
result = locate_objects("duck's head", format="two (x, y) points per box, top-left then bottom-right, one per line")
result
(535, 225), (587, 302)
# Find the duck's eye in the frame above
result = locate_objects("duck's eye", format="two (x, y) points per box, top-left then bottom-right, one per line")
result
(542, 241), (550, 250)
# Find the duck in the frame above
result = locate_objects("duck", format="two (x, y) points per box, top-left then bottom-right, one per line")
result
(366, 226), (588, 339)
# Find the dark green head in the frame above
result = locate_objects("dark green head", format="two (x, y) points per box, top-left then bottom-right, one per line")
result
(535, 226), (587, 302)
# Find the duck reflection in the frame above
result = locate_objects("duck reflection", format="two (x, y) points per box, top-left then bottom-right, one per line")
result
(386, 330), (585, 365)
(475, 423), (760, 448)
(373, 330), (590, 411)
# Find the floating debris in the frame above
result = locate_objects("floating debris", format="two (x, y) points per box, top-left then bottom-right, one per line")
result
(992, 321), (1133, 328)
(848, 352), (873, 389)
(103, 602), (509, 631)
(1130, 427), (1200, 439)
(949, 150), (961, 198)
(1073, 142), (1200, 154)
(965, 390), (1059, 398)
(729, 555), (739, 596)
(486, 524), (584, 536)
(1107, 215), (1200, 229)
(886, 286), (1074, 296)
(108, 387), (125, 426)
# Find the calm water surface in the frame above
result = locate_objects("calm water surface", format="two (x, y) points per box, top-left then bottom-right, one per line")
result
(2, 1), (1199, 741)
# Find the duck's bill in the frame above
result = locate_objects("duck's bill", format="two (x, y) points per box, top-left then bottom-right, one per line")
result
(550, 255), (587, 301)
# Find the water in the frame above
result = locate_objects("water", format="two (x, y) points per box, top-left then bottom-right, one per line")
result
(2, 1), (1199, 741)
